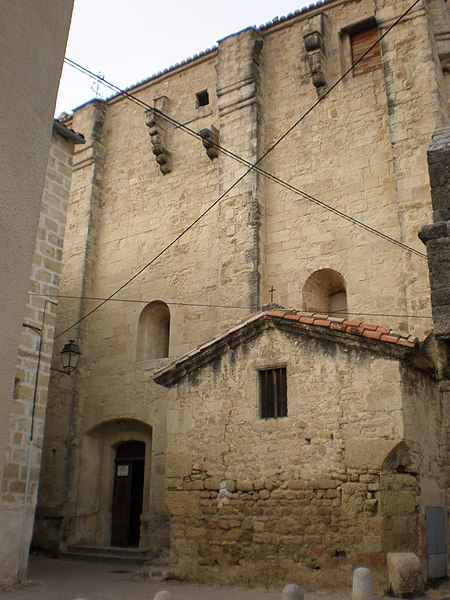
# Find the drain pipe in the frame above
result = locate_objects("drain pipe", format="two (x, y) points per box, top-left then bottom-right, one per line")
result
(18, 298), (57, 581)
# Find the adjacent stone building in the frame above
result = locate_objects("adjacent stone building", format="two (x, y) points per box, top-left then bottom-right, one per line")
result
(0, 0), (75, 583)
(154, 309), (444, 589)
(0, 122), (84, 582)
(34, 0), (449, 591)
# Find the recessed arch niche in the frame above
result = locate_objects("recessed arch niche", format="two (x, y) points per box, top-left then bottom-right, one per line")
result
(302, 269), (348, 316)
(136, 301), (170, 360)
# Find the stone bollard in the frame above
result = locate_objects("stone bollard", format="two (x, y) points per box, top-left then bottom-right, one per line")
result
(153, 592), (173, 600)
(352, 567), (373, 600)
(282, 583), (304, 600)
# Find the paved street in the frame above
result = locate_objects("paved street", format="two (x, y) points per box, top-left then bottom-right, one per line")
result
(0, 556), (448, 600)
(0, 556), (314, 600)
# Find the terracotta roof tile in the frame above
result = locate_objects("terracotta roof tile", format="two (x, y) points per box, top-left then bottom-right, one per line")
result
(283, 312), (302, 322)
(299, 316), (315, 324)
(344, 319), (363, 327)
(329, 322), (347, 331)
(362, 330), (383, 341)
(376, 325), (391, 334)
(396, 339), (417, 348)
(313, 319), (331, 327)
(266, 309), (419, 349)
(154, 307), (421, 386)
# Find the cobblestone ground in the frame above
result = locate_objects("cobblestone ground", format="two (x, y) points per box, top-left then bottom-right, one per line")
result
(0, 557), (448, 600)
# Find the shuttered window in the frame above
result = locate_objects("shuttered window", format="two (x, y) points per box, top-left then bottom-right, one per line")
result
(351, 27), (381, 75)
(259, 368), (287, 419)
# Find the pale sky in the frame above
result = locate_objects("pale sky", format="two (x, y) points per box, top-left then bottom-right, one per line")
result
(56, 0), (312, 116)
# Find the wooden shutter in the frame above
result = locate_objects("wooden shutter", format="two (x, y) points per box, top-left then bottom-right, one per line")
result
(351, 27), (381, 75)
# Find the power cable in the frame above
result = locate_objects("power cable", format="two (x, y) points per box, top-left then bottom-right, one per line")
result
(29, 292), (433, 320)
(57, 0), (424, 339)
(63, 1), (425, 259)
(67, 55), (427, 259)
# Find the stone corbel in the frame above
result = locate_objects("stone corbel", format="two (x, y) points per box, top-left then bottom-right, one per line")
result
(303, 13), (327, 97)
(145, 96), (171, 174)
(199, 126), (219, 160)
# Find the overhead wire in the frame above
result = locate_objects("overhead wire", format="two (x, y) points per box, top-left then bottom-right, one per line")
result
(29, 292), (433, 321)
(57, 0), (424, 339)
(63, 0), (425, 260)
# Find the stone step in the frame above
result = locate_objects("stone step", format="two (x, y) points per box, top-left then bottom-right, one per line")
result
(62, 545), (152, 565)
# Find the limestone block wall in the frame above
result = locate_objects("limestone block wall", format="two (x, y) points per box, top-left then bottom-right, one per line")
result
(35, 0), (448, 566)
(260, 0), (448, 338)
(163, 325), (439, 589)
(419, 122), (450, 571)
(0, 130), (77, 580)
(0, 0), (73, 584)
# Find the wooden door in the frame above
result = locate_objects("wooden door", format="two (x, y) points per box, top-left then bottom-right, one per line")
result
(111, 441), (145, 547)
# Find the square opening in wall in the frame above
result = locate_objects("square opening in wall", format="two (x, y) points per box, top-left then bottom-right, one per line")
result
(196, 89), (209, 107)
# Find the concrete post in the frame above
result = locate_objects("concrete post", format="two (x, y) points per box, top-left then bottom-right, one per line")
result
(282, 583), (304, 600)
(153, 592), (173, 600)
(352, 567), (373, 600)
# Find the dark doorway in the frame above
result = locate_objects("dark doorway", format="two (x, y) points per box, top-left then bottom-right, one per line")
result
(426, 506), (448, 579)
(111, 441), (145, 547)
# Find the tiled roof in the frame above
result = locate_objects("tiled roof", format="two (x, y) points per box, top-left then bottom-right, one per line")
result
(52, 119), (85, 144)
(105, 0), (336, 104)
(154, 308), (420, 386)
(265, 309), (419, 348)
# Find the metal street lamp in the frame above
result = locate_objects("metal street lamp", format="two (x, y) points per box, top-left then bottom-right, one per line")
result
(60, 339), (81, 374)
(19, 303), (81, 581)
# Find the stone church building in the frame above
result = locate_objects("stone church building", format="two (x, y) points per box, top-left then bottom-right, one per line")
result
(34, 0), (449, 590)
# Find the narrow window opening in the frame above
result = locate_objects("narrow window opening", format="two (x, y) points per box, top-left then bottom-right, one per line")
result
(259, 367), (287, 419)
(196, 89), (209, 107)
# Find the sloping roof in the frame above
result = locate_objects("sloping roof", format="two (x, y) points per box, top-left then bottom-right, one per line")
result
(104, 0), (336, 104)
(52, 120), (85, 144)
(154, 309), (421, 387)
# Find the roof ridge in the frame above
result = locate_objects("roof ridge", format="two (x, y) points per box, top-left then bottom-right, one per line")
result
(265, 309), (419, 348)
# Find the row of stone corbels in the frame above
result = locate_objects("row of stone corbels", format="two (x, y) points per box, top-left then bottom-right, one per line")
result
(303, 12), (328, 98)
(145, 96), (219, 174)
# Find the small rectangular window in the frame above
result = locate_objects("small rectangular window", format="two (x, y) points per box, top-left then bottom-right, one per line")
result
(351, 26), (381, 75)
(196, 89), (209, 107)
(259, 367), (287, 419)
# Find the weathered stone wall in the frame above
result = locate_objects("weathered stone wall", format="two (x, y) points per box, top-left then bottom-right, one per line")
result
(261, 0), (447, 338)
(35, 0), (448, 578)
(0, 129), (76, 581)
(419, 122), (450, 577)
(163, 325), (440, 589)
(0, 0), (73, 583)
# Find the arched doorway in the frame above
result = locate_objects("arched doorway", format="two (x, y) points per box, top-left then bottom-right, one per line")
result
(111, 441), (145, 547)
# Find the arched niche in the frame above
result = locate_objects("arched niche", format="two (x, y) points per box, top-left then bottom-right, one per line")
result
(136, 300), (170, 360)
(302, 269), (348, 316)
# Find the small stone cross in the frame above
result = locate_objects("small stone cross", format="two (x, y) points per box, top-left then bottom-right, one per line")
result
(269, 286), (276, 303)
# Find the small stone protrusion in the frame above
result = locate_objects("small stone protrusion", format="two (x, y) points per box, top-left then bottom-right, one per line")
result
(145, 96), (171, 174)
(303, 13), (328, 97)
(199, 126), (219, 159)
